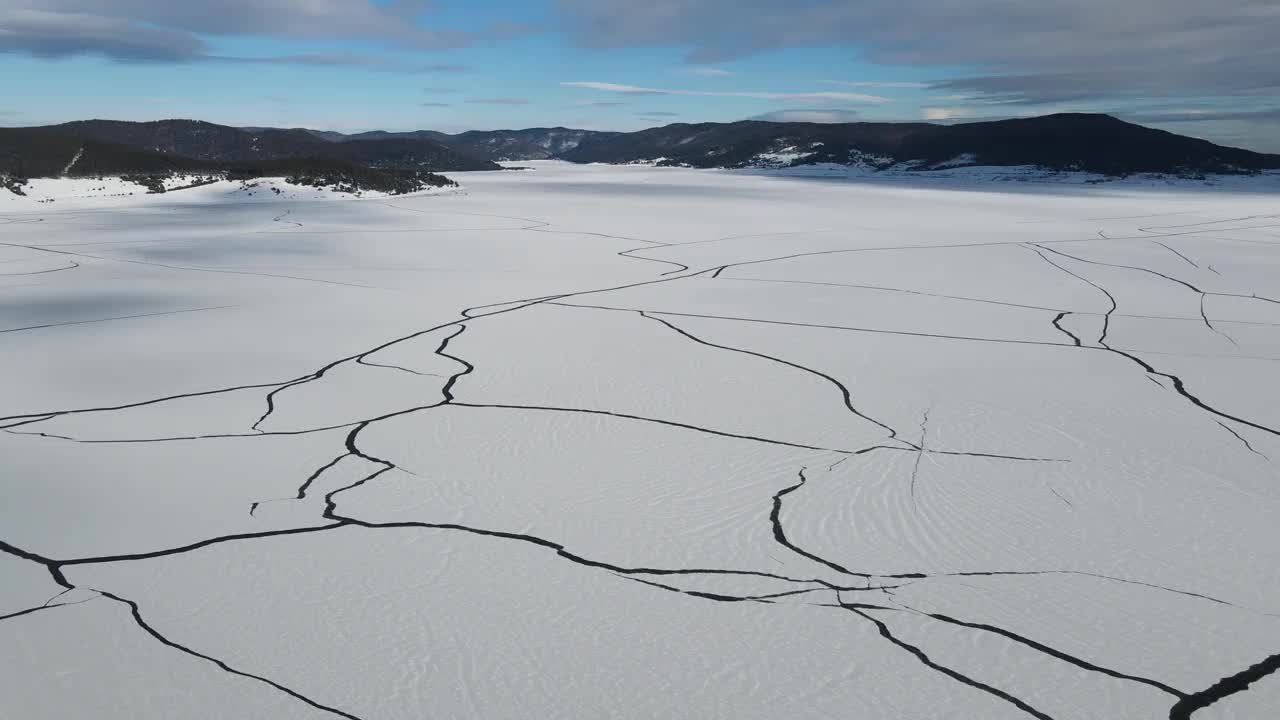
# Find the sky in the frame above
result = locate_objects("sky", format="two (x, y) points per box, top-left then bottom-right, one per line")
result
(1, 0), (1278, 151)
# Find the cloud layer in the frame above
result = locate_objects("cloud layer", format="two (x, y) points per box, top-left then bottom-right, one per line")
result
(752, 108), (862, 123)
(0, 1), (516, 62)
(554, 0), (1280, 103)
(562, 81), (888, 103)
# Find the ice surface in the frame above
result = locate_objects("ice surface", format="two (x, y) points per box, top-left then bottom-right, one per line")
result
(2, 161), (1279, 719)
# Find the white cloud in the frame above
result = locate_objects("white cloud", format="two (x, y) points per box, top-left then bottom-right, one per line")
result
(681, 67), (733, 76)
(0, 1), (528, 62)
(922, 106), (976, 120)
(563, 81), (666, 94)
(827, 80), (927, 89)
(752, 108), (861, 123)
(561, 81), (889, 103)
(465, 97), (532, 105)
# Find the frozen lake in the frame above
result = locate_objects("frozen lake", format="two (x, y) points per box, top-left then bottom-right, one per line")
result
(2, 162), (1279, 719)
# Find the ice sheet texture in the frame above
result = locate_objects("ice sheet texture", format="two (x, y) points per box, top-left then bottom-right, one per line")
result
(3, 163), (1279, 719)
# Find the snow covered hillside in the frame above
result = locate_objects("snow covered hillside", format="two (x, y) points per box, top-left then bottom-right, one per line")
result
(2, 162), (1278, 719)
(4, 175), (459, 206)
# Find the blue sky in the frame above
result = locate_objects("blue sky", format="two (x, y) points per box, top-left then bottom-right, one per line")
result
(2, 1), (1278, 150)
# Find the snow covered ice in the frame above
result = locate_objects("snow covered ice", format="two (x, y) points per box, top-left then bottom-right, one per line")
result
(2, 163), (1279, 719)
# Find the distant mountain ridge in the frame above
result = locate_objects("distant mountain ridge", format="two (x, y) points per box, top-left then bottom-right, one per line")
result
(6, 115), (1279, 186)
(555, 114), (1280, 176)
(305, 127), (622, 162)
(41, 119), (500, 171)
(288, 114), (1280, 176)
(0, 125), (457, 196)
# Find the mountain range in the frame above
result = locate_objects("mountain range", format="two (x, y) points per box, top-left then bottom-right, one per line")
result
(48, 119), (499, 171)
(4, 115), (1279, 191)
(553, 115), (1280, 175)
(315, 128), (623, 162)
(0, 124), (459, 195)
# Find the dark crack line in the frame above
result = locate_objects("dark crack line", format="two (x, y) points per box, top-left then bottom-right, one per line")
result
(1131, 222), (1280, 241)
(6, 495), (1256, 687)
(637, 310), (910, 446)
(308, 402), (868, 595)
(97, 591), (364, 720)
(6, 423), (360, 445)
(249, 259), (708, 433)
(528, 226), (667, 248)
(354, 357), (443, 377)
(1199, 295), (1239, 348)
(0, 593), (99, 622)
(1023, 245), (1278, 438)
(851, 444), (1067, 465)
(621, 576), (777, 605)
(0, 380), (290, 430)
(529, 227), (688, 273)
(461, 294), (569, 318)
(250, 452), (351, 516)
(1046, 485), (1074, 508)
(1028, 245), (1280, 440)
(251, 324), (472, 433)
(1140, 214), (1280, 232)
(549, 301), (1080, 350)
(0, 413), (56, 430)
(0, 591), (99, 620)
(771, 468), (869, 578)
(693, 233), (1128, 281)
(24, 330), (465, 445)
(1033, 243), (1217, 311)
(379, 202), (680, 275)
(916, 610), (1186, 697)
(0, 260), (79, 276)
(653, 228), (844, 252)
(0, 538), (71, 589)
(1214, 421), (1270, 461)
(1215, 292), (1280, 307)
(320, 515), (861, 593)
(1, 305), (236, 336)
(322, 466), (396, 519)
(272, 210), (303, 229)
(434, 325), (472, 403)
(1107, 346), (1280, 439)
(910, 410), (931, 512)
(1018, 211), (1199, 225)
(932, 569), (1246, 609)
(620, 576), (901, 604)
(723, 276), (1068, 314)
(1051, 312), (1083, 347)
(0, 240), (384, 291)
(1025, 244), (1115, 346)
(451, 401), (865, 455)
(1151, 240), (1199, 269)
(282, 325), (473, 515)
(7, 238), (705, 436)
(619, 247), (689, 274)
(711, 276), (1280, 328)
(57, 523), (347, 569)
(310, 326), (475, 518)
(1169, 651), (1280, 720)
(843, 601), (1054, 720)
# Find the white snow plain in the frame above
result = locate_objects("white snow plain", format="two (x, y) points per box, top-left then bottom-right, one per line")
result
(2, 162), (1279, 720)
